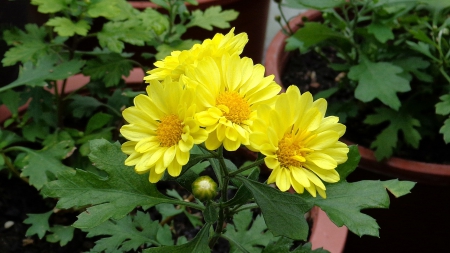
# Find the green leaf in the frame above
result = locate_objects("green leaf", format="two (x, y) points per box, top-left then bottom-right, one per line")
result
(393, 57), (432, 83)
(335, 145), (360, 180)
(0, 56), (84, 93)
(41, 140), (178, 229)
(85, 211), (173, 252)
(85, 112), (113, 134)
(68, 95), (103, 118)
(0, 90), (20, 117)
(439, 118), (450, 143)
(155, 204), (184, 221)
(224, 209), (274, 253)
(303, 179), (414, 237)
(292, 242), (329, 253)
(367, 22), (394, 43)
(46, 17), (90, 37)
(46, 225), (75, 246)
(203, 202), (218, 224)
(0, 130), (24, 149)
(406, 41), (440, 61)
(187, 6), (238, 30)
(286, 22), (350, 52)
(348, 59), (411, 110)
(31, 0), (67, 13)
(284, 0), (345, 10)
(143, 224), (211, 253)
(82, 51), (133, 87)
(364, 107), (421, 160)
(436, 94), (450, 115)
(87, 0), (123, 19)
(262, 236), (294, 253)
(23, 211), (53, 239)
(225, 167), (260, 207)
(238, 177), (313, 240)
(2, 24), (49, 66)
(20, 141), (74, 189)
(98, 20), (151, 53)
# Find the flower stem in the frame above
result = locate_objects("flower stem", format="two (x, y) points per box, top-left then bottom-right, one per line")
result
(228, 158), (265, 177)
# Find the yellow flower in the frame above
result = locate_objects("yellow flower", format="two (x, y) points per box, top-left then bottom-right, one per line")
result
(249, 86), (349, 198)
(120, 78), (208, 183)
(143, 28), (248, 82)
(187, 53), (281, 151)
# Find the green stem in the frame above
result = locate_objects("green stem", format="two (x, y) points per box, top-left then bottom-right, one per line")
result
(277, 1), (293, 35)
(228, 158), (265, 177)
(232, 203), (258, 214)
(221, 234), (251, 253)
(167, 199), (205, 211)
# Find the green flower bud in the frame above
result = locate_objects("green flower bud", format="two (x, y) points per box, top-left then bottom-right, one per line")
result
(192, 176), (218, 201)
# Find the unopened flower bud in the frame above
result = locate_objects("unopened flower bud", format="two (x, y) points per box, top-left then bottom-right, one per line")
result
(192, 176), (218, 201)
(275, 15), (281, 22)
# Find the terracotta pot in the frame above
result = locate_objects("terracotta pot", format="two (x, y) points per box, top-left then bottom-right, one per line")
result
(129, 0), (271, 64)
(264, 10), (450, 186)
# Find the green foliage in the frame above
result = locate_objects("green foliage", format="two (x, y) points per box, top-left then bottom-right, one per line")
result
(41, 140), (187, 229)
(46, 225), (75, 246)
(187, 6), (239, 30)
(224, 209), (274, 253)
(84, 211), (174, 253)
(23, 211), (53, 239)
(279, 0), (450, 160)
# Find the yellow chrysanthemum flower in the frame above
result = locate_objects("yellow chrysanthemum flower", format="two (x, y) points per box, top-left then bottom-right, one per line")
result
(120, 78), (208, 183)
(185, 53), (281, 151)
(144, 28), (248, 82)
(249, 86), (349, 198)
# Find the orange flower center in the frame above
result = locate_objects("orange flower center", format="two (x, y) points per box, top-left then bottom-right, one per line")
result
(216, 91), (251, 124)
(277, 133), (313, 169)
(156, 114), (183, 147)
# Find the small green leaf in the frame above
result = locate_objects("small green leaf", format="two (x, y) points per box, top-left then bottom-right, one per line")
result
(155, 204), (183, 220)
(224, 209), (274, 253)
(85, 211), (173, 252)
(0, 130), (24, 149)
(187, 6), (238, 30)
(0, 90), (20, 117)
(239, 177), (312, 240)
(46, 17), (90, 37)
(31, 0), (67, 13)
(98, 20), (151, 53)
(87, 0), (123, 19)
(68, 95), (103, 118)
(406, 41), (440, 61)
(439, 118), (450, 143)
(436, 94), (450, 115)
(82, 51), (133, 87)
(23, 211), (53, 239)
(367, 22), (394, 43)
(286, 22), (350, 52)
(348, 59), (411, 110)
(46, 225), (75, 246)
(393, 57), (432, 83)
(85, 112), (113, 134)
(20, 141), (74, 189)
(284, 0), (345, 10)
(382, 179), (416, 198)
(335, 145), (360, 180)
(203, 202), (218, 224)
(143, 224), (211, 253)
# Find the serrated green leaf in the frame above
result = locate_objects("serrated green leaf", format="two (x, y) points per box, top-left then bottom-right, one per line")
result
(31, 0), (67, 13)
(239, 178), (312, 240)
(262, 236), (294, 253)
(393, 57), (432, 83)
(187, 6), (238, 30)
(0, 90), (20, 116)
(20, 141), (74, 189)
(155, 204), (184, 220)
(224, 209), (274, 253)
(364, 107), (421, 160)
(382, 179), (415, 198)
(436, 94), (450, 115)
(46, 17), (90, 37)
(367, 22), (394, 43)
(304, 179), (414, 237)
(41, 140), (181, 229)
(348, 59), (410, 110)
(23, 211), (53, 239)
(46, 225), (75, 246)
(139, 8), (170, 35)
(203, 202), (218, 224)
(406, 41), (439, 61)
(68, 95), (103, 118)
(85, 112), (113, 134)
(85, 211), (172, 252)
(439, 117), (450, 143)
(143, 224), (211, 253)
(292, 242), (329, 253)
(82, 52), (133, 87)
(0, 130), (24, 149)
(98, 20), (151, 53)
(0, 56), (84, 93)
(286, 22), (350, 52)
(335, 145), (360, 180)
(87, 0), (123, 19)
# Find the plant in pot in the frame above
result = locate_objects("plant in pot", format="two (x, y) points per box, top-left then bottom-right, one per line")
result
(267, 0), (450, 184)
(0, 0), (237, 251)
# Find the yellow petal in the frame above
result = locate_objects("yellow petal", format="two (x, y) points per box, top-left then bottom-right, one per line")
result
(223, 137), (240, 151)
(176, 148), (189, 165)
(167, 161), (182, 177)
(276, 167), (291, 192)
(120, 124), (152, 141)
(149, 169), (164, 183)
(121, 141), (137, 154)
(163, 146), (177, 167)
(306, 152), (337, 170)
(290, 166), (311, 188)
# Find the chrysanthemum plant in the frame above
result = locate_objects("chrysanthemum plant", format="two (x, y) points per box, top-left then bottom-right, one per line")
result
(32, 30), (414, 252)
(278, 0), (450, 161)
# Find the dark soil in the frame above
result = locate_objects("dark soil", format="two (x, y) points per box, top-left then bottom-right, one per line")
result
(282, 49), (450, 164)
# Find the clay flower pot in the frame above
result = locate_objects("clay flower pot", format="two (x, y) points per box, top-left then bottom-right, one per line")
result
(264, 10), (450, 186)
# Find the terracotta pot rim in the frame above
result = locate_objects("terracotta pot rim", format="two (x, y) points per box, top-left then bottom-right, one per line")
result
(264, 10), (450, 185)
